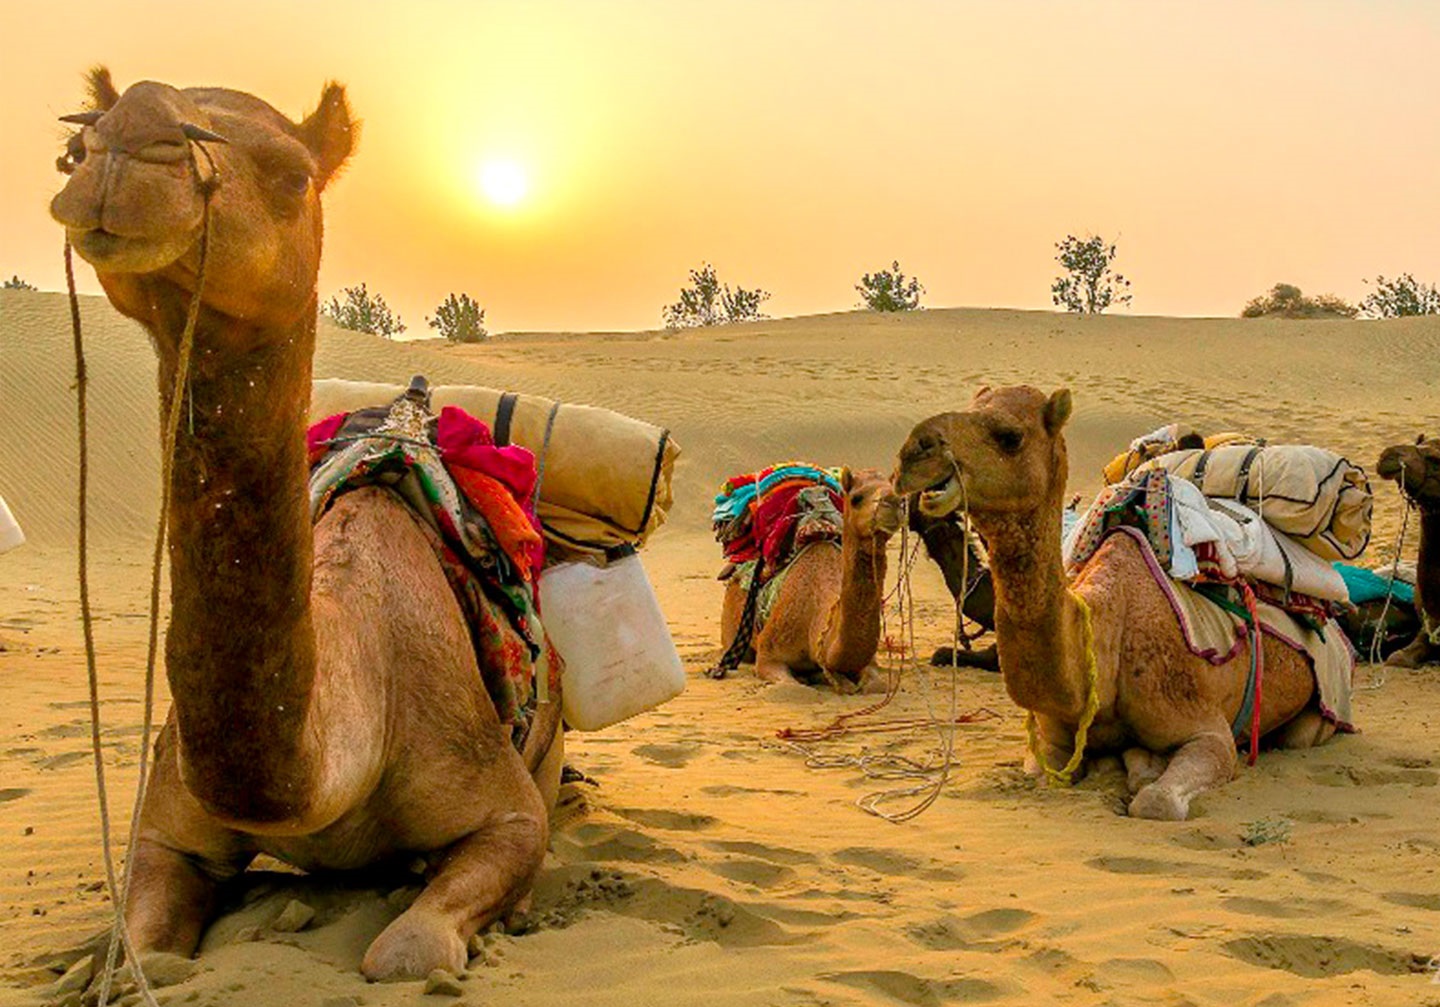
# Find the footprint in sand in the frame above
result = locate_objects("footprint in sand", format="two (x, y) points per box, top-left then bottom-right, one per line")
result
(611, 807), (718, 832)
(1382, 891), (1440, 912)
(1222, 933), (1427, 978)
(819, 970), (1011, 1006)
(0, 788), (29, 804)
(1220, 896), (1349, 919)
(707, 840), (818, 866)
(905, 907), (1038, 952)
(1086, 854), (1265, 882)
(631, 742), (703, 768)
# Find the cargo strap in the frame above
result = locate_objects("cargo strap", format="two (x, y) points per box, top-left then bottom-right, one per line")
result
(708, 559), (764, 679)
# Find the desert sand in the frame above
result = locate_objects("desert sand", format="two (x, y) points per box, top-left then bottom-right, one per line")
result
(1, 289), (1438, 1006)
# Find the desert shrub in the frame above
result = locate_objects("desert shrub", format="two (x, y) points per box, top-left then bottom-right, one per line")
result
(321, 283), (406, 338)
(1051, 235), (1132, 314)
(857, 260), (924, 312)
(2, 275), (36, 291)
(1359, 273), (1440, 318)
(1241, 283), (1356, 319)
(428, 293), (488, 342)
(663, 263), (770, 330)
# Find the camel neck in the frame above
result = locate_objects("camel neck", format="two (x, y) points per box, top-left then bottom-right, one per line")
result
(974, 492), (1088, 718)
(155, 295), (320, 823)
(1418, 506), (1440, 619)
(821, 536), (888, 675)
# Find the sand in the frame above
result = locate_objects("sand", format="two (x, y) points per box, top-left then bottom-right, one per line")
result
(1, 289), (1438, 1007)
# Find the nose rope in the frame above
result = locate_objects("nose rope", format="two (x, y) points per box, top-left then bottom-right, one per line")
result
(69, 134), (218, 1007)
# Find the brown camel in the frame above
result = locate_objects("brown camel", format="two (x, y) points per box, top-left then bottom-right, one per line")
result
(50, 69), (562, 979)
(1376, 436), (1440, 668)
(720, 468), (902, 691)
(893, 386), (1336, 820)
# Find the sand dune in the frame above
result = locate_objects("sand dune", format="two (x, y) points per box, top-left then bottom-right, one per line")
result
(1, 290), (1438, 1006)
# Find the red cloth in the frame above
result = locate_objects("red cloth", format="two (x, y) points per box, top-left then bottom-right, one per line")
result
(451, 467), (545, 581)
(436, 406), (538, 502)
(307, 412), (348, 466)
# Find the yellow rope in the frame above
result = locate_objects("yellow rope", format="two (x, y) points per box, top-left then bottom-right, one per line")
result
(1025, 590), (1100, 787)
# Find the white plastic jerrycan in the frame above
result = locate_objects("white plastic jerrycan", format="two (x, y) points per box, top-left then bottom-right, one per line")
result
(0, 496), (24, 555)
(539, 548), (686, 731)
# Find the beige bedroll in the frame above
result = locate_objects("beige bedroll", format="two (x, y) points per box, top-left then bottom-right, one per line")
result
(1141, 444), (1372, 561)
(311, 379), (678, 557)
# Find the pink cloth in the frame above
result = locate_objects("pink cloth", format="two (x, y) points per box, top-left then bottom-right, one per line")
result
(436, 406), (539, 502)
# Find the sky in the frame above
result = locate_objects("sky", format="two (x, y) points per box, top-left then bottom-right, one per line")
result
(2, 0), (1439, 334)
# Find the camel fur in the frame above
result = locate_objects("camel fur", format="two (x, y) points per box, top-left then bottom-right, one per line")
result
(1376, 436), (1440, 668)
(720, 468), (901, 691)
(893, 386), (1336, 820)
(51, 68), (563, 980)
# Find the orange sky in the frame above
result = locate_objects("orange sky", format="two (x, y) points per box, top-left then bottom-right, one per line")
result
(3, 1), (1439, 333)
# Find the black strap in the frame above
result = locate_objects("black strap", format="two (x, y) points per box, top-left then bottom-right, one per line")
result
(708, 561), (763, 679)
(1234, 446), (1263, 501)
(1191, 449), (1213, 486)
(493, 391), (520, 447)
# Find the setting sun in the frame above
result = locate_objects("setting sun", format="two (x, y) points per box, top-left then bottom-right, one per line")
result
(477, 159), (530, 208)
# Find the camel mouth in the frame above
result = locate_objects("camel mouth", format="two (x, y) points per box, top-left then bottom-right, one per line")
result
(918, 472), (964, 517)
(67, 226), (194, 274)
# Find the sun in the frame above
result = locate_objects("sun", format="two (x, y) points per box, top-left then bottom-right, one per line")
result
(478, 159), (530, 208)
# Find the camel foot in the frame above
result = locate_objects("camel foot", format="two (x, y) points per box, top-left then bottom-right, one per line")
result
(855, 665), (894, 694)
(362, 907), (466, 981)
(1384, 635), (1440, 669)
(1128, 783), (1189, 821)
(929, 645), (1000, 672)
(1122, 748), (1167, 795)
(755, 659), (803, 686)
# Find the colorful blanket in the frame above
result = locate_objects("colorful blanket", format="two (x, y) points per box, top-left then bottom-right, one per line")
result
(308, 383), (561, 751)
(713, 463), (844, 573)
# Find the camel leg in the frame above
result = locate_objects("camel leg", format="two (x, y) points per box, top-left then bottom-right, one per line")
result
(1021, 714), (1083, 782)
(855, 664), (894, 694)
(1384, 634), (1440, 669)
(1270, 707), (1337, 750)
(122, 838), (229, 955)
(929, 644), (1000, 672)
(361, 810), (547, 981)
(1129, 728), (1235, 821)
(1122, 747), (1168, 795)
(755, 656), (804, 686)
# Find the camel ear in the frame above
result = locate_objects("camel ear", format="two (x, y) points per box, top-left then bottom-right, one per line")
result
(299, 82), (357, 192)
(86, 66), (120, 111)
(971, 384), (993, 407)
(1043, 388), (1073, 435)
(839, 467), (854, 493)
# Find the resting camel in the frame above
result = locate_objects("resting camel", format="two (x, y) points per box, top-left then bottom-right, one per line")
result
(50, 69), (562, 979)
(1377, 436), (1440, 668)
(720, 469), (902, 691)
(893, 386), (1335, 820)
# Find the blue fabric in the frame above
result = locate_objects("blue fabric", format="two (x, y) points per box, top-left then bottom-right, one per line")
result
(1333, 563), (1415, 606)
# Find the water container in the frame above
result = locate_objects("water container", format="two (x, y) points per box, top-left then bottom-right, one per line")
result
(0, 496), (23, 555)
(539, 551), (685, 731)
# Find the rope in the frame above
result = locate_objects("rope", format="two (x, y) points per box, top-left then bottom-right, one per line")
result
(74, 142), (216, 1007)
(1024, 590), (1100, 787)
(1361, 468), (1415, 688)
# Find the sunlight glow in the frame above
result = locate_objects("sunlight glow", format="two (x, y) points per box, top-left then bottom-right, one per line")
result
(478, 159), (530, 208)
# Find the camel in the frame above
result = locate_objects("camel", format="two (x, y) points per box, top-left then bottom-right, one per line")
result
(50, 69), (563, 980)
(719, 469), (902, 691)
(1376, 436), (1440, 668)
(893, 386), (1336, 820)
(908, 505), (998, 671)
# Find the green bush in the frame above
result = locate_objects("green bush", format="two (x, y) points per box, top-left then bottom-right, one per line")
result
(1359, 274), (1440, 318)
(321, 283), (406, 338)
(1241, 283), (1356, 319)
(1051, 235), (1131, 314)
(428, 293), (488, 342)
(663, 263), (770, 330)
(857, 260), (924, 312)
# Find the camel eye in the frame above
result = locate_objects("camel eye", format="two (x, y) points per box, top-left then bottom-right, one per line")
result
(992, 429), (1024, 454)
(850, 492), (864, 507)
(278, 170), (310, 197)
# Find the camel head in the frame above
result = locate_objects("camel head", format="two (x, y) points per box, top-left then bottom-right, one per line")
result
(50, 67), (355, 331)
(1377, 435), (1440, 511)
(893, 385), (1072, 518)
(840, 467), (903, 543)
